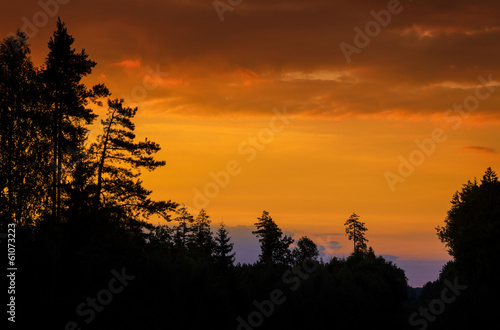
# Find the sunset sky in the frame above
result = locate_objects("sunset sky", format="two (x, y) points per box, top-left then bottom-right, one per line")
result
(2, 0), (500, 286)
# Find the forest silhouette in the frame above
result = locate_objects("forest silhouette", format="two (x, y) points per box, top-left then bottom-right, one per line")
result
(1, 20), (499, 330)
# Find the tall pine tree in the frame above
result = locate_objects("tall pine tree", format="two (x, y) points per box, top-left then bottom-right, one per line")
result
(189, 209), (215, 257)
(92, 99), (177, 231)
(214, 223), (235, 268)
(0, 32), (50, 227)
(344, 212), (369, 254)
(253, 210), (294, 265)
(172, 204), (194, 249)
(42, 18), (109, 223)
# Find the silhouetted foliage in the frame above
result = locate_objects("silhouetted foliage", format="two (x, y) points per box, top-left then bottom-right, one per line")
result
(172, 204), (195, 250)
(188, 209), (215, 258)
(42, 18), (110, 223)
(214, 223), (236, 268)
(430, 167), (500, 329)
(253, 210), (294, 265)
(5, 20), (494, 330)
(436, 167), (500, 285)
(345, 212), (369, 253)
(292, 236), (319, 265)
(92, 98), (177, 232)
(0, 31), (49, 227)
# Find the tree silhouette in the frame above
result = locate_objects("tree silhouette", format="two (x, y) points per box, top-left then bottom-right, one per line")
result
(42, 18), (109, 223)
(436, 167), (500, 285)
(92, 99), (177, 230)
(214, 223), (235, 268)
(345, 212), (369, 253)
(189, 209), (215, 257)
(172, 204), (194, 249)
(292, 236), (319, 264)
(147, 223), (175, 249)
(429, 167), (500, 329)
(0, 19), (425, 330)
(481, 166), (498, 183)
(253, 210), (294, 265)
(0, 32), (49, 226)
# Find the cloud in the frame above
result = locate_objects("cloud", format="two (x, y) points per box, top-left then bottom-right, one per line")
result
(112, 59), (142, 70)
(463, 145), (496, 153)
(380, 254), (400, 262)
(313, 232), (343, 236)
(315, 240), (342, 259)
(327, 241), (342, 250)
(4, 0), (500, 120)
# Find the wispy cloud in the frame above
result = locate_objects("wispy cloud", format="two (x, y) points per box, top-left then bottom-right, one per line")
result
(381, 254), (399, 262)
(7, 0), (500, 120)
(112, 59), (142, 71)
(463, 145), (496, 153)
(327, 241), (342, 249)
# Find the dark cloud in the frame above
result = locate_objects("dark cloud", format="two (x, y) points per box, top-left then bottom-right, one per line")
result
(313, 232), (343, 236)
(463, 145), (496, 153)
(2, 0), (500, 118)
(327, 241), (342, 249)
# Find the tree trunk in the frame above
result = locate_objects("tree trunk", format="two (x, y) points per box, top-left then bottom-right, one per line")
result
(95, 109), (116, 209)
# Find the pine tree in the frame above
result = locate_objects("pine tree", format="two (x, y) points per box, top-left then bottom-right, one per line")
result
(189, 209), (215, 257)
(253, 210), (294, 265)
(214, 223), (235, 268)
(42, 18), (109, 223)
(481, 166), (498, 184)
(92, 99), (177, 229)
(0, 32), (50, 226)
(148, 224), (174, 249)
(344, 212), (369, 254)
(172, 205), (194, 249)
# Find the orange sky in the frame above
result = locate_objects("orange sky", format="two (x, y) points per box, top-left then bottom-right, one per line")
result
(2, 0), (500, 286)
